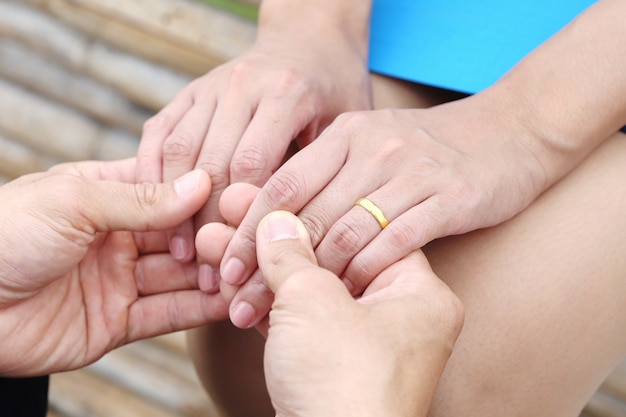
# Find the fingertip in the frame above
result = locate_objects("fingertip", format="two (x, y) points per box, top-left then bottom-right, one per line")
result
(255, 211), (318, 293)
(170, 234), (193, 262)
(195, 222), (235, 267)
(230, 301), (257, 329)
(258, 210), (308, 244)
(174, 169), (211, 198)
(220, 183), (260, 226)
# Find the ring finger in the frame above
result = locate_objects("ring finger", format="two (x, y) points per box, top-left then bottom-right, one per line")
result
(312, 176), (432, 293)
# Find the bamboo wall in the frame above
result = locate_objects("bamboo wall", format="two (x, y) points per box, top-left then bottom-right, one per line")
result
(1, 0), (625, 416)
(0, 0), (257, 183)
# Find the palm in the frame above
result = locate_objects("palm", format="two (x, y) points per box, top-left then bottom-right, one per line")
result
(3, 230), (157, 374)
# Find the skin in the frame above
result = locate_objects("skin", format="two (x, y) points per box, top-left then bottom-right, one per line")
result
(136, 0), (373, 263)
(215, 0), (626, 328)
(0, 159), (229, 376)
(139, 0), (626, 414)
(192, 127), (626, 417)
(202, 209), (464, 417)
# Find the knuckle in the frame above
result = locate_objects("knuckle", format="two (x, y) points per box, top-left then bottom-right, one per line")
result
(230, 146), (270, 183)
(387, 221), (420, 250)
(249, 273), (274, 300)
(326, 221), (363, 254)
(143, 112), (170, 135)
(270, 68), (308, 96)
(299, 210), (332, 247)
(347, 255), (377, 283)
(197, 160), (230, 192)
(166, 293), (182, 332)
(133, 181), (161, 209)
(334, 111), (370, 131)
(262, 168), (305, 209)
(229, 60), (255, 83)
(162, 131), (197, 161)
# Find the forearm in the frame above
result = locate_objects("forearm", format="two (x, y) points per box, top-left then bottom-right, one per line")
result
(486, 0), (626, 185)
(257, 0), (372, 58)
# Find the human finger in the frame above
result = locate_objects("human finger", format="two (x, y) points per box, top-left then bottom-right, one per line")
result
(229, 95), (313, 186)
(192, 92), (255, 225)
(255, 211), (319, 293)
(133, 231), (171, 254)
(219, 182), (260, 226)
(48, 158), (137, 183)
(156, 94), (216, 262)
(193, 183), (259, 293)
(161, 100), (215, 183)
(219, 131), (348, 286)
(137, 90), (195, 183)
(228, 268), (274, 329)
(195, 222), (234, 293)
(313, 176), (434, 294)
(83, 169), (211, 233)
(126, 290), (229, 343)
(135, 253), (200, 295)
(344, 197), (458, 295)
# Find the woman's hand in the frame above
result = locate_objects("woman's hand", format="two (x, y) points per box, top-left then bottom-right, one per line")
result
(217, 92), (550, 328)
(0, 159), (228, 376)
(136, 0), (372, 262)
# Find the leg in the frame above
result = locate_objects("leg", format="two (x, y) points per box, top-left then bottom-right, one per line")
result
(425, 132), (626, 416)
(187, 322), (272, 417)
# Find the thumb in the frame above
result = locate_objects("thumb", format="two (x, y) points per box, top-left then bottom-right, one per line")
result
(256, 211), (322, 294)
(86, 169), (211, 232)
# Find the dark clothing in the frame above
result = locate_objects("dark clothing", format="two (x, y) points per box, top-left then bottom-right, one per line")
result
(0, 376), (49, 417)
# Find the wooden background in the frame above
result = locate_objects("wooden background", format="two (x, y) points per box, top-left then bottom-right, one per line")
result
(0, 0), (624, 416)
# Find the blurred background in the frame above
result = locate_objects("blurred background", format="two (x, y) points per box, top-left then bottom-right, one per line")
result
(0, 0), (624, 416)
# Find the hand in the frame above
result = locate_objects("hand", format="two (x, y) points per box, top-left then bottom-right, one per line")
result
(218, 92), (549, 328)
(257, 211), (463, 417)
(0, 159), (228, 376)
(136, 15), (372, 262)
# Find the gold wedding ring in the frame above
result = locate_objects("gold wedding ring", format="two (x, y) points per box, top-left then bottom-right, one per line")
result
(354, 197), (389, 229)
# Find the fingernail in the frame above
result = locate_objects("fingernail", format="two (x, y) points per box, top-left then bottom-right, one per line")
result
(174, 170), (201, 197)
(170, 235), (190, 261)
(231, 301), (256, 329)
(263, 212), (299, 242)
(198, 264), (220, 293)
(222, 257), (246, 285)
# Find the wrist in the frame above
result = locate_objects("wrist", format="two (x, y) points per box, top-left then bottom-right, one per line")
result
(257, 0), (372, 58)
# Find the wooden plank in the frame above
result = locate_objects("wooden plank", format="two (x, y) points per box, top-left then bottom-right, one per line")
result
(584, 389), (626, 417)
(31, 0), (219, 76)
(602, 359), (626, 400)
(46, 0), (256, 60)
(0, 1), (87, 68)
(94, 129), (139, 161)
(0, 38), (150, 136)
(0, 133), (57, 178)
(85, 339), (218, 417)
(0, 77), (142, 162)
(0, 78), (99, 160)
(0, 2), (191, 110)
(49, 369), (183, 417)
(152, 331), (190, 357)
(85, 41), (191, 111)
